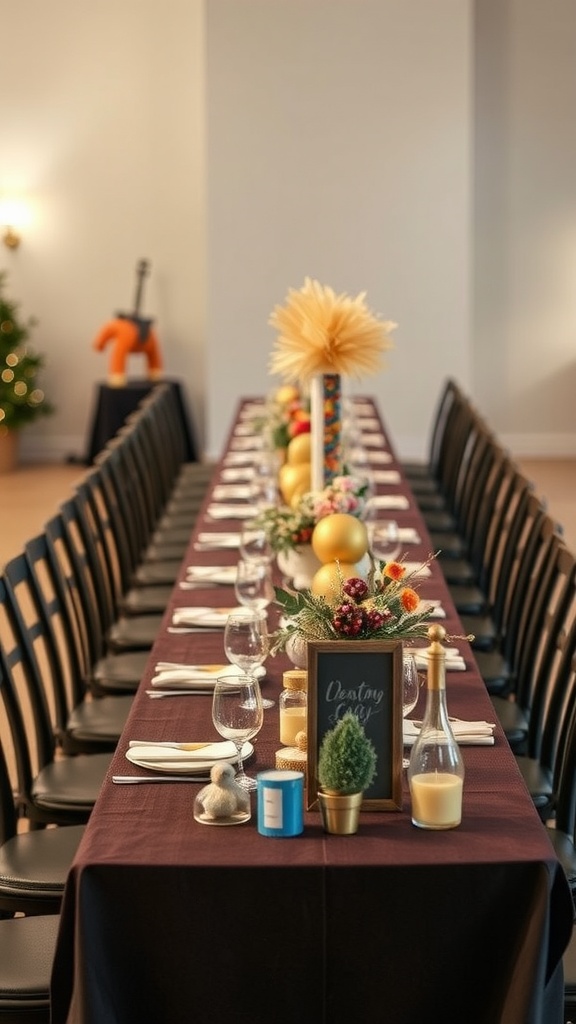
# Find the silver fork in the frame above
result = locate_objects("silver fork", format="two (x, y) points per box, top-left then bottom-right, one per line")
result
(112, 775), (207, 784)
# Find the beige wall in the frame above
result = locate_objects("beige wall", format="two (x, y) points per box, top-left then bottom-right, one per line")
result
(0, 0), (574, 463)
(0, 0), (206, 461)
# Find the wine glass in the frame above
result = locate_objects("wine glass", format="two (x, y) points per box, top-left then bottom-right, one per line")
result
(234, 559), (275, 613)
(212, 674), (264, 791)
(239, 519), (274, 565)
(250, 453), (280, 510)
(402, 653), (421, 768)
(223, 608), (274, 708)
(364, 502), (401, 564)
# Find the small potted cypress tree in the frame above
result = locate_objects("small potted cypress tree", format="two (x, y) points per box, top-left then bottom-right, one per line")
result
(317, 711), (377, 834)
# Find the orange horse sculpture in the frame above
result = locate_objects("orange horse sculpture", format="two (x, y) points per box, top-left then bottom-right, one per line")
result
(93, 259), (164, 387)
(93, 315), (163, 387)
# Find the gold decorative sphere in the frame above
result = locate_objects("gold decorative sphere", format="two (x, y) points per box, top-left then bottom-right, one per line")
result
(275, 384), (299, 406)
(311, 561), (359, 601)
(279, 462), (311, 505)
(286, 432), (312, 466)
(312, 513), (368, 565)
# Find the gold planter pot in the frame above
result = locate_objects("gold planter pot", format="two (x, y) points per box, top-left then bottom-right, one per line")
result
(318, 789), (363, 835)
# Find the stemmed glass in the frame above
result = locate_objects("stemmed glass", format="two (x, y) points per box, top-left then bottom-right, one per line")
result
(235, 559), (275, 613)
(212, 674), (264, 791)
(402, 653), (421, 768)
(239, 519), (274, 565)
(364, 500), (401, 564)
(223, 608), (274, 708)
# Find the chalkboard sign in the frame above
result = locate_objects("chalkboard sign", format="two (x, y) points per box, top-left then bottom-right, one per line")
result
(306, 640), (403, 811)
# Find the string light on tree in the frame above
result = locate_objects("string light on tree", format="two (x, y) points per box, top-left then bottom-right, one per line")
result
(0, 271), (53, 436)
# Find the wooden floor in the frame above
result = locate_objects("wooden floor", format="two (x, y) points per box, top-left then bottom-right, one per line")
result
(1, 456), (575, 570)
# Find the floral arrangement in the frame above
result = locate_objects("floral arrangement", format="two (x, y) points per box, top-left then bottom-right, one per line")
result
(253, 387), (310, 452)
(252, 474), (369, 555)
(269, 559), (435, 655)
(268, 277), (396, 383)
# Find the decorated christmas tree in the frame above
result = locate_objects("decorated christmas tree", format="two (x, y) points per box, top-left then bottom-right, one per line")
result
(0, 272), (53, 433)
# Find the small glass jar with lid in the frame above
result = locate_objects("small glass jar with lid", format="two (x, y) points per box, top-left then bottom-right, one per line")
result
(279, 669), (307, 746)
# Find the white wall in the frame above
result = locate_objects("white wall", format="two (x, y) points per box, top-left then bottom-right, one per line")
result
(1, 0), (575, 465)
(205, 0), (472, 461)
(0, 0), (206, 462)
(474, 0), (576, 455)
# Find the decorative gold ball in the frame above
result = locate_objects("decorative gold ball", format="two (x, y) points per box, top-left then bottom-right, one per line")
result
(310, 561), (359, 601)
(311, 513), (368, 565)
(279, 462), (311, 505)
(286, 432), (312, 466)
(275, 384), (299, 406)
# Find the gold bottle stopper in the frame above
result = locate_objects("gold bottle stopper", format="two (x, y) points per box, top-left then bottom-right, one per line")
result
(426, 624), (446, 691)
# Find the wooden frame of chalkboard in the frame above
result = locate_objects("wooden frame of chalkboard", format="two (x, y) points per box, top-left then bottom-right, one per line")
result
(306, 639), (403, 811)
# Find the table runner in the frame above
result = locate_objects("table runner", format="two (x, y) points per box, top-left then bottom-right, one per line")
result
(50, 396), (574, 1024)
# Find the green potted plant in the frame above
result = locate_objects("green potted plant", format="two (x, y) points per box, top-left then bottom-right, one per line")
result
(317, 710), (377, 834)
(0, 272), (53, 471)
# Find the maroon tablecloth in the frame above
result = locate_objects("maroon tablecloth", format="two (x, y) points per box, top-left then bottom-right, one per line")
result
(50, 397), (574, 1024)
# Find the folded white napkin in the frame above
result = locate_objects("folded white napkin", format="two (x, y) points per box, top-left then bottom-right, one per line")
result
(366, 451), (393, 465)
(403, 720), (495, 747)
(151, 663), (265, 687)
(212, 484), (254, 500)
(239, 402), (265, 418)
(362, 433), (387, 446)
(370, 495), (410, 510)
(233, 423), (257, 437)
(424, 601), (446, 619)
(220, 467), (254, 482)
(223, 452), (255, 466)
(401, 562), (431, 577)
(206, 503), (258, 520)
(357, 417), (381, 430)
(397, 527), (421, 544)
(371, 470), (402, 485)
(194, 532), (241, 550)
(229, 437), (261, 451)
(172, 605), (244, 628)
(349, 401), (376, 415)
(185, 565), (237, 585)
(411, 647), (466, 671)
(126, 740), (241, 762)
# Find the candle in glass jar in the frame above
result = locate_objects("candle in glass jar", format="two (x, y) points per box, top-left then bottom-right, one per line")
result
(280, 706), (307, 746)
(409, 772), (463, 829)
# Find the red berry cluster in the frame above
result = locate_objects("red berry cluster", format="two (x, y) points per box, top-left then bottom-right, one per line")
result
(342, 578), (368, 600)
(332, 577), (395, 638)
(333, 602), (365, 637)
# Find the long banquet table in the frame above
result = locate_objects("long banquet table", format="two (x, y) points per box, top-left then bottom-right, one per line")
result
(50, 397), (574, 1024)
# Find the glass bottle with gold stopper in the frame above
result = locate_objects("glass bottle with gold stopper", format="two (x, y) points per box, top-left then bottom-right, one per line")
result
(407, 624), (464, 829)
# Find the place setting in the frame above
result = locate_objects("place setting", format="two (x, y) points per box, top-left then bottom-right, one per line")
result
(194, 531), (241, 550)
(146, 660), (266, 695)
(180, 564), (238, 588)
(169, 605), (244, 631)
(205, 502), (259, 520)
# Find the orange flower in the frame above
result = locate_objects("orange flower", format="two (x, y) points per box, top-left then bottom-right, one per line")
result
(383, 561), (406, 581)
(400, 588), (419, 613)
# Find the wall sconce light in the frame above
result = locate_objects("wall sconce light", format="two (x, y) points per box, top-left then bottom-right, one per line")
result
(0, 198), (28, 249)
